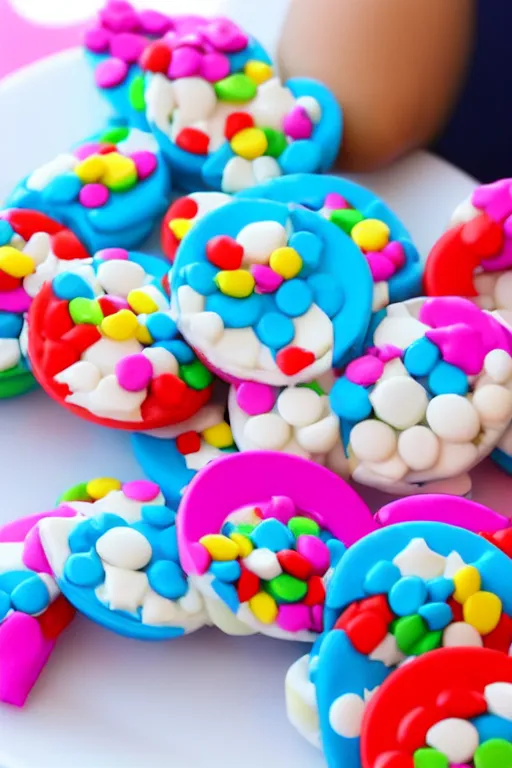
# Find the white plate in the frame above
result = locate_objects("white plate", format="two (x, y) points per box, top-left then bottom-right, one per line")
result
(0, 48), (510, 768)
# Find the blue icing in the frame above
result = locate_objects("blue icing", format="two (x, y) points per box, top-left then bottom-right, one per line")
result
(404, 337), (440, 377)
(255, 312), (294, 349)
(147, 560), (188, 600)
(250, 518), (295, 552)
(280, 140), (322, 175)
(428, 361), (469, 396)
(427, 577), (455, 603)
(330, 377), (372, 421)
(89, 513), (128, 536)
(53, 272), (94, 301)
(363, 560), (401, 595)
(0, 313), (24, 339)
(0, 220), (14, 246)
(42, 173), (81, 204)
(308, 273), (344, 318)
(290, 231), (322, 273)
(183, 262), (218, 296)
(64, 551), (105, 588)
(131, 433), (197, 508)
(141, 504), (176, 529)
(10, 574), (50, 615)
(0, 590), (10, 620)
(327, 540), (346, 568)
(275, 279), (313, 317)
(85, 51), (148, 130)
(145, 312), (177, 341)
(156, 339), (195, 364)
(472, 713), (512, 743)
(388, 576), (427, 616)
(210, 561), (241, 583)
(418, 601), (453, 630)
(212, 578), (240, 613)
(206, 292), (262, 328)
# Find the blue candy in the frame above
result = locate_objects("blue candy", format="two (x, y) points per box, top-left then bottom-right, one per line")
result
(68, 519), (99, 553)
(154, 340), (194, 364)
(388, 576), (427, 616)
(90, 513), (128, 536)
(403, 337), (440, 377)
(53, 272), (94, 301)
(280, 140), (322, 174)
(183, 262), (218, 296)
(212, 578), (240, 613)
(147, 560), (188, 600)
(146, 312), (177, 342)
(472, 713), (512, 743)
(0, 590), (10, 620)
(363, 560), (401, 595)
(11, 575), (50, 615)
(255, 312), (294, 349)
(275, 279), (313, 317)
(211, 561), (242, 583)
(428, 361), (469, 396)
(207, 292), (262, 329)
(221, 521), (236, 537)
(141, 504), (176, 529)
(308, 274), (344, 318)
(427, 577), (455, 603)
(327, 539), (346, 568)
(0, 312), (23, 339)
(250, 518), (295, 552)
(418, 601), (453, 630)
(64, 551), (105, 588)
(0, 220), (14, 246)
(42, 173), (81, 204)
(0, 570), (37, 593)
(330, 378), (372, 421)
(154, 525), (179, 562)
(290, 231), (322, 273)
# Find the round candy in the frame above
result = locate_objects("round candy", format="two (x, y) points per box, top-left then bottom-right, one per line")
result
(177, 451), (377, 640)
(172, 198), (373, 385)
(330, 296), (512, 495)
(143, 26), (342, 193)
(7, 126), (171, 253)
(239, 173), (422, 310)
(161, 192), (232, 262)
(0, 509), (76, 706)
(39, 477), (207, 640)
(0, 208), (90, 399)
(28, 249), (214, 430)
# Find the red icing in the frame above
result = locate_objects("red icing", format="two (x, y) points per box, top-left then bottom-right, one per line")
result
(44, 300), (74, 341)
(396, 706), (440, 752)
(176, 127), (210, 155)
(435, 688), (487, 718)
(224, 112), (255, 141)
(206, 235), (244, 271)
(176, 431), (201, 455)
(276, 347), (316, 375)
(37, 595), (76, 641)
(62, 324), (102, 354)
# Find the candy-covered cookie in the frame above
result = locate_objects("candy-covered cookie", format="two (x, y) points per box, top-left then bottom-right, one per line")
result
(228, 379), (348, 477)
(132, 402), (238, 506)
(39, 477), (208, 640)
(161, 192), (232, 262)
(172, 198), (373, 385)
(143, 28), (341, 192)
(177, 451), (377, 639)
(28, 248), (214, 429)
(7, 126), (170, 253)
(329, 297), (512, 495)
(290, 521), (512, 768)
(0, 510), (76, 706)
(240, 174), (422, 311)
(361, 647), (512, 768)
(0, 209), (90, 398)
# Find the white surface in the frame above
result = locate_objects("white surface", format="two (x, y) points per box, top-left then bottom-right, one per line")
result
(0, 47), (511, 768)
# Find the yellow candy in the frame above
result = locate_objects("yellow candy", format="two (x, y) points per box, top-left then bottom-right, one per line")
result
(202, 421), (234, 449)
(351, 219), (390, 251)
(453, 565), (481, 604)
(75, 155), (106, 183)
(101, 152), (137, 192)
(101, 309), (139, 341)
(230, 127), (268, 160)
(244, 60), (274, 85)
(200, 534), (240, 561)
(215, 269), (255, 298)
(86, 477), (122, 500)
(135, 323), (153, 344)
(0, 246), (34, 278)
(249, 592), (278, 624)
(169, 218), (194, 241)
(463, 590), (502, 635)
(128, 289), (159, 315)
(229, 533), (253, 558)
(269, 247), (303, 279)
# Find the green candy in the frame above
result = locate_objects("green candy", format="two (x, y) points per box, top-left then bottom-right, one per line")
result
(413, 748), (448, 768)
(179, 360), (213, 390)
(288, 516), (320, 539)
(298, 381), (325, 396)
(410, 629), (442, 656)
(236, 523), (255, 536)
(58, 482), (90, 503)
(69, 297), (104, 326)
(393, 614), (426, 654)
(214, 74), (257, 103)
(474, 738), (512, 768)
(0, 365), (37, 398)
(107, 171), (138, 193)
(330, 208), (364, 234)
(262, 127), (288, 158)
(100, 126), (130, 144)
(128, 75), (146, 112)
(266, 573), (307, 603)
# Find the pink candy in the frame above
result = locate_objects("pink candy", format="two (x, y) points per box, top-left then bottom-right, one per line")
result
(296, 535), (330, 575)
(84, 27), (111, 54)
(74, 142), (103, 161)
(122, 479), (161, 502)
(79, 183), (109, 209)
(95, 247), (129, 261)
(200, 52), (230, 83)
(251, 264), (284, 293)
(138, 9), (171, 36)
(283, 106), (314, 141)
(236, 381), (277, 415)
(168, 46), (202, 79)
(310, 604), (323, 633)
(99, 0), (139, 34)
(472, 178), (512, 223)
(366, 252), (396, 282)
(203, 19), (249, 53)
(109, 31), (146, 63)
(115, 353), (153, 392)
(131, 150), (157, 180)
(324, 192), (349, 211)
(260, 496), (296, 524)
(0, 286), (31, 313)
(345, 354), (384, 386)
(276, 604), (310, 633)
(95, 56), (128, 88)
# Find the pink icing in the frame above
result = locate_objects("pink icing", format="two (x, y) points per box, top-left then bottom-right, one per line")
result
(472, 178), (512, 223)
(368, 344), (403, 363)
(122, 479), (161, 502)
(131, 150), (157, 180)
(481, 213), (512, 271)
(283, 106), (314, 141)
(0, 286), (31, 313)
(236, 381), (277, 415)
(375, 494), (510, 533)
(109, 31), (146, 63)
(276, 604), (310, 633)
(95, 247), (129, 261)
(251, 264), (284, 293)
(345, 354), (384, 386)
(22, 526), (54, 575)
(324, 193), (349, 211)
(260, 495), (296, 524)
(115, 353), (153, 392)
(0, 506), (76, 543)
(0, 613), (55, 708)
(421, 296), (512, 375)
(95, 56), (129, 88)
(79, 183), (109, 209)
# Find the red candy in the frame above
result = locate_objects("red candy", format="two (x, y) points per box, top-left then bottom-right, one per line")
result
(224, 112), (255, 141)
(345, 611), (388, 655)
(176, 127), (210, 155)
(51, 229), (90, 261)
(44, 300), (74, 341)
(151, 373), (187, 406)
(396, 707), (439, 753)
(303, 575), (326, 606)
(41, 340), (80, 378)
(176, 431), (201, 455)
(277, 550), (313, 580)
(1, 209), (63, 240)
(161, 196), (199, 263)
(276, 347), (316, 375)
(62, 324), (101, 354)
(140, 40), (172, 73)
(482, 527), (512, 558)
(206, 235), (244, 270)
(483, 612), (512, 651)
(98, 295), (121, 317)
(237, 566), (260, 602)
(435, 688), (487, 718)
(0, 272), (21, 291)
(98, 143), (117, 155)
